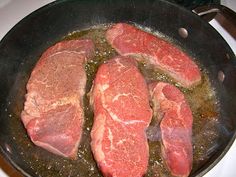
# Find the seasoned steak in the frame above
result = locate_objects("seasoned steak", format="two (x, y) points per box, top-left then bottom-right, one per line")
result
(91, 56), (152, 177)
(106, 23), (201, 88)
(149, 82), (193, 177)
(21, 39), (95, 159)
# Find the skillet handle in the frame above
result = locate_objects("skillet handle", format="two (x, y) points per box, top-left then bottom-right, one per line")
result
(192, 5), (236, 39)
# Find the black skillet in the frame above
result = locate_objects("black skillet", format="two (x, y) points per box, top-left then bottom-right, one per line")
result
(0, 0), (236, 176)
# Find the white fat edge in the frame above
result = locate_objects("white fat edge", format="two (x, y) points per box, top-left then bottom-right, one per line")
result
(116, 139), (127, 145)
(112, 93), (132, 102)
(23, 92), (42, 117)
(97, 72), (146, 125)
(91, 113), (106, 163)
(88, 81), (95, 109)
(102, 84), (109, 90)
(46, 50), (86, 59)
(34, 78), (48, 85)
(50, 95), (79, 108)
(90, 83), (108, 112)
(104, 106), (145, 125)
(100, 88), (146, 125)
(32, 119), (40, 132)
(97, 80), (110, 93)
(150, 82), (169, 122)
(124, 120), (146, 125)
(115, 58), (126, 72)
(108, 128), (115, 150)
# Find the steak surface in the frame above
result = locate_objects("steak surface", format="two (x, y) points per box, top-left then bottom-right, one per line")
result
(91, 56), (152, 177)
(106, 23), (201, 88)
(149, 82), (193, 177)
(21, 39), (95, 159)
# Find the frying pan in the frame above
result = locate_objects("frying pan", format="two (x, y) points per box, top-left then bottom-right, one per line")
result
(0, 0), (236, 176)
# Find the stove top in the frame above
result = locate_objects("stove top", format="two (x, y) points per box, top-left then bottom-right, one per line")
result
(167, 0), (221, 9)
(0, 0), (235, 177)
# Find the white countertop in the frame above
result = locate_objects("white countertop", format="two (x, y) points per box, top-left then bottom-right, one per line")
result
(0, 0), (235, 177)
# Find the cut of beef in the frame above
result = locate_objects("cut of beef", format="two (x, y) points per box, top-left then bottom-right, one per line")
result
(91, 56), (152, 177)
(149, 82), (193, 177)
(106, 23), (201, 88)
(21, 39), (95, 159)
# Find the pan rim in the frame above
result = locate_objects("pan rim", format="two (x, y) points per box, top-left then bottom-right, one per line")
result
(0, 0), (236, 177)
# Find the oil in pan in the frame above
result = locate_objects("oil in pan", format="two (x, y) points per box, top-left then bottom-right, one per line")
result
(6, 24), (221, 177)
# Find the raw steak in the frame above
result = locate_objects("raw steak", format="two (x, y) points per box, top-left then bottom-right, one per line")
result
(149, 82), (193, 177)
(106, 23), (201, 88)
(21, 39), (95, 159)
(91, 56), (152, 177)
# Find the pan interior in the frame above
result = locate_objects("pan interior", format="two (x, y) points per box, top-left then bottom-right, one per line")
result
(0, 25), (220, 177)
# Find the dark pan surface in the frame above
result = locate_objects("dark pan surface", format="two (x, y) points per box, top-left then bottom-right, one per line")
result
(0, 0), (236, 176)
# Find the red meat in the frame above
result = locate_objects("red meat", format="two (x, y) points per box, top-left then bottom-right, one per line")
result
(106, 23), (201, 88)
(21, 39), (95, 159)
(91, 56), (152, 177)
(149, 82), (193, 177)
